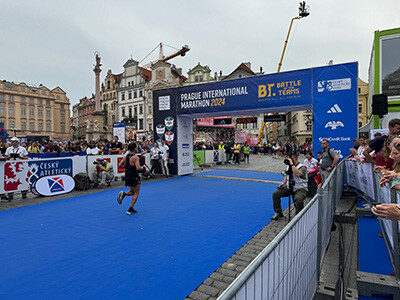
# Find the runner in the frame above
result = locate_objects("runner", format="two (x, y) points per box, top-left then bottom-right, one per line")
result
(117, 142), (146, 214)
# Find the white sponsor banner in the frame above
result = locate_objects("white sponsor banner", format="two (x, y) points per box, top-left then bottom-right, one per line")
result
(204, 150), (225, 164)
(318, 78), (351, 92)
(33, 174), (75, 197)
(159, 96), (170, 111)
(345, 160), (374, 199)
(113, 126), (126, 144)
(177, 116), (193, 175)
(0, 156), (86, 193)
(86, 154), (150, 180)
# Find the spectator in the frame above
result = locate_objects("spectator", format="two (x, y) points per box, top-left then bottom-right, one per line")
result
(379, 142), (400, 189)
(86, 141), (99, 155)
(110, 136), (123, 154)
(149, 142), (160, 176)
(50, 141), (62, 156)
(319, 139), (339, 182)
(233, 143), (241, 164)
(159, 140), (169, 177)
(225, 142), (232, 164)
(28, 141), (40, 154)
(363, 118), (400, 165)
(304, 151), (318, 197)
(41, 141), (51, 153)
(372, 204), (400, 220)
(374, 135), (400, 172)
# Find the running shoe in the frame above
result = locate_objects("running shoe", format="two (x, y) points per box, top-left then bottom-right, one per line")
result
(117, 191), (125, 204)
(126, 207), (137, 215)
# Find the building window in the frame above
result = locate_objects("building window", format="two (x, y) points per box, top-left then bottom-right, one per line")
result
(133, 90), (137, 98)
(128, 81), (131, 87)
(148, 91), (152, 99)
(46, 123), (51, 131)
(128, 107), (132, 118)
(38, 99), (43, 105)
(128, 92), (132, 99)
(60, 104), (64, 109)
(0, 94), (4, 100)
(148, 105), (152, 113)
(122, 107), (125, 117)
(107, 81), (110, 89)
(56, 95), (60, 100)
(0, 106), (5, 114)
(29, 97), (34, 104)
(306, 121), (312, 131)
(61, 125), (65, 133)
(121, 93), (125, 101)
(139, 90), (143, 97)
(46, 110), (51, 118)
(38, 123), (43, 131)
(38, 109), (43, 117)
(139, 105), (143, 114)
(21, 107), (26, 116)
(112, 115), (115, 123)
(20, 87), (25, 92)
(61, 112), (65, 121)
(9, 95), (14, 102)
(42, 90), (46, 95)
(29, 122), (35, 131)
(358, 104), (362, 113)
(358, 88), (361, 94)
(21, 97), (26, 103)
(21, 121), (26, 131)
(30, 109), (35, 117)
(46, 100), (50, 105)
(359, 122), (362, 128)
(139, 119), (143, 130)
(134, 106), (137, 115)
(9, 106), (14, 115)
(9, 120), (15, 129)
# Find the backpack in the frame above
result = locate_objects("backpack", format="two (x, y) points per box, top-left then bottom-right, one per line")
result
(74, 173), (91, 191)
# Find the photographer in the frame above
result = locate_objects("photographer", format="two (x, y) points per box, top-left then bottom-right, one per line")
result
(93, 159), (114, 187)
(271, 153), (308, 220)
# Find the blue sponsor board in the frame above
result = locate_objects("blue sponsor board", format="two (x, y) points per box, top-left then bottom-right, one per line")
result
(28, 159), (73, 185)
(177, 69), (312, 115)
(312, 62), (358, 159)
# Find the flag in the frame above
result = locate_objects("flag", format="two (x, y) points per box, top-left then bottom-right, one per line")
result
(0, 128), (9, 137)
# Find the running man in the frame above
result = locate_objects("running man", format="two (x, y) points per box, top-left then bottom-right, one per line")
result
(117, 142), (146, 214)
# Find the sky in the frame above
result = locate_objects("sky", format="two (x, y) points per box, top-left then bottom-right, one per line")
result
(1, 0), (399, 109)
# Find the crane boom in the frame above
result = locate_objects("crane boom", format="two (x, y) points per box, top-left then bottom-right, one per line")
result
(162, 45), (190, 62)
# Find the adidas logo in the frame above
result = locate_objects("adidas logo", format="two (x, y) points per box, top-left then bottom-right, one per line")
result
(327, 104), (342, 113)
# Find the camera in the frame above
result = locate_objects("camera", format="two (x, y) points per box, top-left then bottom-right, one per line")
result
(93, 159), (105, 165)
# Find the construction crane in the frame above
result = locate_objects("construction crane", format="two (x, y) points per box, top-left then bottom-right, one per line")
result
(257, 2), (310, 144)
(140, 43), (190, 68)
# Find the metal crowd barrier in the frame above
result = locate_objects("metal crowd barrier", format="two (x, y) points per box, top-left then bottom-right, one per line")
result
(217, 162), (345, 300)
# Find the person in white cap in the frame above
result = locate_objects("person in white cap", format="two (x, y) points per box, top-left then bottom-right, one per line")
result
(5, 137), (28, 159)
(5, 137), (29, 200)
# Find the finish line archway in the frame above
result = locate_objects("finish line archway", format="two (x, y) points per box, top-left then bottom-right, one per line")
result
(153, 62), (358, 175)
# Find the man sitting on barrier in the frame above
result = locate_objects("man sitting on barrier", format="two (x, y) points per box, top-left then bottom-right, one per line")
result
(93, 159), (114, 188)
(271, 152), (308, 220)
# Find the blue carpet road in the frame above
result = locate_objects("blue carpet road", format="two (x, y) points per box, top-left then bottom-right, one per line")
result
(0, 172), (281, 300)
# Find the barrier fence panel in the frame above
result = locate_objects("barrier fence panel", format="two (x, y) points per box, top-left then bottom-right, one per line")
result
(218, 162), (345, 300)
(344, 160), (400, 280)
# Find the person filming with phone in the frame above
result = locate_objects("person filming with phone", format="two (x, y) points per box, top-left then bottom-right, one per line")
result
(271, 152), (308, 220)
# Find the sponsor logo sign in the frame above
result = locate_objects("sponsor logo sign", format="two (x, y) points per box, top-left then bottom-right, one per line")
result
(317, 78), (351, 92)
(33, 174), (75, 196)
(213, 151), (220, 162)
(263, 115), (286, 122)
(182, 143), (190, 149)
(4, 159), (73, 191)
(164, 117), (174, 131)
(327, 104), (342, 113)
(165, 131), (174, 145)
(325, 121), (344, 130)
(156, 124), (165, 137)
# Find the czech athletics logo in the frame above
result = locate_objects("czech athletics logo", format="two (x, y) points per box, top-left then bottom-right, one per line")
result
(325, 121), (344, 130)
(47, 177), (65, 193)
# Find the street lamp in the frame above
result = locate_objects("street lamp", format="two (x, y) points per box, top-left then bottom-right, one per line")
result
(277, 1), (310, 72)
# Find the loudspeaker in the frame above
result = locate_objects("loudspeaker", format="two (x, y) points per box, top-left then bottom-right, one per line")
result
(372, 94), (388, 117)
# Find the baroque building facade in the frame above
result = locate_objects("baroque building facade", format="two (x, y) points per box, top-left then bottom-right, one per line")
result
(0, 80), (70, 140)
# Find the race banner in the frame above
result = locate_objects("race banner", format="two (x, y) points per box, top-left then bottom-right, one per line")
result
(312, 63), (358, 159)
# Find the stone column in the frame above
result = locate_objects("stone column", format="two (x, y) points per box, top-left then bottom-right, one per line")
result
(93, 53), (102, 112)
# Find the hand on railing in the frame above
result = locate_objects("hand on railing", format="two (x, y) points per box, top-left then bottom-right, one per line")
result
(373, 165), (387, 173)
(372, 203), (400, 220)
(379, 170), (399, 186)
